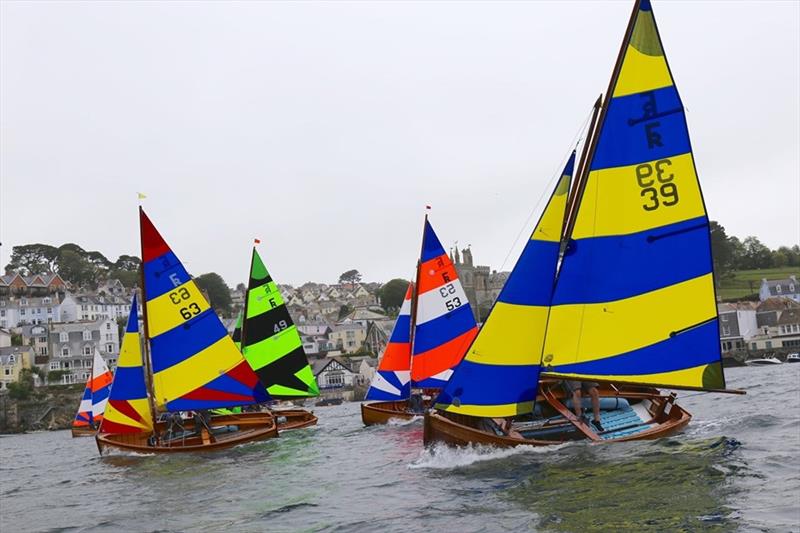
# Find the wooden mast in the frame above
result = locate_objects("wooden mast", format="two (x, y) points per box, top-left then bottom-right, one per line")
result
(138, 206), (160, 437)
(561, 0), (643, 245)
(408, 211), (428, 391)
(562, 95), (602, 242)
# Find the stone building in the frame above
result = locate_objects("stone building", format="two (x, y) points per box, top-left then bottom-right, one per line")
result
(450, 246), (509, 322)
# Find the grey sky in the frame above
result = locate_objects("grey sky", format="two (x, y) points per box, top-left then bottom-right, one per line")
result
(2, 0), (798, 287)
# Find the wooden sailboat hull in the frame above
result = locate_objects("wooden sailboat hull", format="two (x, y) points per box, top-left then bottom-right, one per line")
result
(95, 413), (278, 454)
(272, 409), (318, 431)
(361, 397), (435, 426)
(424, 385), (692, 448)
(71, 426), (96, 438)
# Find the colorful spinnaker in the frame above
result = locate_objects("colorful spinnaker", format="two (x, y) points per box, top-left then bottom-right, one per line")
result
(411, 219), (478, 388)
(99, 294), (154, 434)
(240, 247), (319, 398)
(140, 208), (269, 411)
(541, 0), (725, 390)
(365, 281), (413, 401)
(435, 153), (576, 416)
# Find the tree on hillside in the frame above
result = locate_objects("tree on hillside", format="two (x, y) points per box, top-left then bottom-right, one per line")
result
(338, 304), (354, 320)
(378, 278), (409, 313)
(114, 255), (141, 271)
(338, 269), (362, 285)
(195, 272), (232, 315)
(4, 244), (59, 275)
(57, 250), (97, 287)
(709, 221), (734, 278)
(741, 236), (773, 270)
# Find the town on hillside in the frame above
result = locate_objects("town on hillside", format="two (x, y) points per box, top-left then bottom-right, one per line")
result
(1, 248), (799, 404)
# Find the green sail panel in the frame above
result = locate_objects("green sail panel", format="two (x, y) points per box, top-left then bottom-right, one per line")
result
(242, 248), (320, 398)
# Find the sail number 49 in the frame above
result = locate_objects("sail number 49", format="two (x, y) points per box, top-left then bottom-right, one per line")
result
(169, 287), (202, 320)
(636, 158), (679, 211)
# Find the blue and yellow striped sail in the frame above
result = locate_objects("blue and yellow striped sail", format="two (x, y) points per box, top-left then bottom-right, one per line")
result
(435, 154), (575, 416)
(99, 295), (153, 434)
(140, 209), (269, 411)
(541, 0), (724, 390)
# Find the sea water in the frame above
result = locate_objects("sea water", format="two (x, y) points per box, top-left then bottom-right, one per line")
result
(1, 365), (798, 532)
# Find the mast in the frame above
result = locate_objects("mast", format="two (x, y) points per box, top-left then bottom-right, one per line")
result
(407, 212), (427, 383)
(561, 0), (643, 245)
(562, 95), (602, 241)
(137, 206), (159, 435)
(239, 245), (256, 352)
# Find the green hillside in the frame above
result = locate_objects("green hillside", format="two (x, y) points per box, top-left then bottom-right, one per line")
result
(717, 268), (800, 301)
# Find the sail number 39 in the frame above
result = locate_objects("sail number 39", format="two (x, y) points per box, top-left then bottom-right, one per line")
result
(635, 158), (679, 211)
(169, 287), (202, 320)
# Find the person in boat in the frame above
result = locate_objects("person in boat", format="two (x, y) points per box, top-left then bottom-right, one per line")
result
(481, 417), (523, 439)
(408, 392), (425, 414)
(563, 380), (604, 432)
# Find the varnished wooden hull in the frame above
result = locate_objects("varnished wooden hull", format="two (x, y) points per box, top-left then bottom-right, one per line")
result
(71, 426), (96, 438)
(424, 386), (692, 448)
(273, 409), (318, 431)
(95, 413), (278, 455)
(361, 401), (417, 426)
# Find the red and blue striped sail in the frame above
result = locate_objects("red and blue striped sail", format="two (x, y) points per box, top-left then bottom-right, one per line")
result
(99, 294), (153, 434)
(90, 349), (113, 424)
(365, 282), (413, 400)
(411, 219), (478, 388)
(436, 153), (575, 416)
(73, 379), (94, 429)
(140, 208), (269, 411)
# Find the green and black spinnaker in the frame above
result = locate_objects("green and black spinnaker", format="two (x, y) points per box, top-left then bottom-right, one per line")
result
(241, 247), (320, 398)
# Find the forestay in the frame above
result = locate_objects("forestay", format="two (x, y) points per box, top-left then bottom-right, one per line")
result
(542, 0), (724, 390)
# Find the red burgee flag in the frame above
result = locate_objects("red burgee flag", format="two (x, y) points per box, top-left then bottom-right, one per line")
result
(425, 205), (431, 210)
(254, 238), (261, 244)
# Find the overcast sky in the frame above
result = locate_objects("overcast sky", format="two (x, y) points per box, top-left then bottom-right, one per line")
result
(2, 0), (798, 287)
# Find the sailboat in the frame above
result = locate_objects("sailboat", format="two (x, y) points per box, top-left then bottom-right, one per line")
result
(424, 0), (744, 447)
(226, 245), (319, 431)
(361, 217), (477, 425)
(71, 349), (112, 437)
(95, 211), (278, 454)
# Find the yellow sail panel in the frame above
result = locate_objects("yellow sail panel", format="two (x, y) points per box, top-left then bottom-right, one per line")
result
(543, 0), (725, 391)
(435, 153), (575, 416)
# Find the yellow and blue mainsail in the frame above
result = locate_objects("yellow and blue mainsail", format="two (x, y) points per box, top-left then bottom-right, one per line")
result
(411, 219), (478, 388)
(435, 154), (575, 416)
(241, 247), (319, 398)
(542, 0), (724, 390)
(365, 281), (414, 401)
(140, 209), (269, 411)
(99, 294), (153, 434)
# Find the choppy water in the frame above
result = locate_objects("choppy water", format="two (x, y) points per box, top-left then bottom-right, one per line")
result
(1, 365), (799, 532)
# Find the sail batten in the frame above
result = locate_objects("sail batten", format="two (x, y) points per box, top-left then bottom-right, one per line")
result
(435, 153), (576, 417)
(140, 209), (268, 411)
(411, 220), (477, 388)
(543, 0), (725, 390)
(241, 247), (319, 398)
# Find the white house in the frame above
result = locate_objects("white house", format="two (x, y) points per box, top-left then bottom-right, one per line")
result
(760, 275), (800, 303)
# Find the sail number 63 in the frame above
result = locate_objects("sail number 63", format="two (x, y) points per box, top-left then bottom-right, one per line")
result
(636, 158), (679, 211)
(169, 287), (202, 320)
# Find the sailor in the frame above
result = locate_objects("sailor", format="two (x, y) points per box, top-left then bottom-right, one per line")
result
(563, 380), (604, 432)
(408, 392), (425, 414)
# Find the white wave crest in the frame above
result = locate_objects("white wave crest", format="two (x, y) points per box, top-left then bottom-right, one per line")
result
(385, 415), (422, 426)
(408, 442), (566, 470)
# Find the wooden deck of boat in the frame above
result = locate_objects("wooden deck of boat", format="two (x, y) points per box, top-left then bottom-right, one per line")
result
(424, 385), (691, 448)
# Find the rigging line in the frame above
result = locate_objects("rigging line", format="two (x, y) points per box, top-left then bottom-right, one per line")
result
(498, 103), (596, 273)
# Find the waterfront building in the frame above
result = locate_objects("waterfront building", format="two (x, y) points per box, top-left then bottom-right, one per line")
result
(0, 295), (62, 329)
(0, 346), (33, 391)
(717, 302), (758, 353)
(328, 323), (367, 353)
(46, 319), (119, 385)
(0, 272), (67, 298)
(759, 275), (800, 303)
(0, 328), (10, 348)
